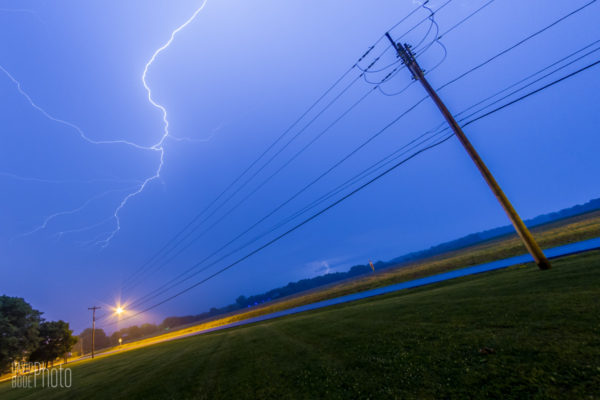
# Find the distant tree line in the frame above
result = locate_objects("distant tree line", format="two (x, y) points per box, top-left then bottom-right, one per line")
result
(153, 197), (600, 330)
(0, 295), (77, 373)
(79, 198), (600, 343)
(157, 263), (376, 329)
(387, 197), (600, 265)
(77, 323), (162, 353)
(81, 262), (374, 345)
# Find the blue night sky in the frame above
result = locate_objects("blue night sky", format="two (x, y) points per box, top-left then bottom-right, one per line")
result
(1, 0), (599, 333)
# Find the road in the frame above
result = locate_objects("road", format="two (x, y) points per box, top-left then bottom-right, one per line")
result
(2, 236), (598, 382)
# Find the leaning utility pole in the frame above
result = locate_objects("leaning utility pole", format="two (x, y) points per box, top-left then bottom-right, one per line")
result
(88, 306), (101, 359)
(385, 33), (551, 270)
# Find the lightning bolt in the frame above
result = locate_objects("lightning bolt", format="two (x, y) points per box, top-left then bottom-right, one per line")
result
(0, 65), (153, 150)
(13, 187), (135, 240)
(169, 123), (223, 143)
(0, 171), (140, 185)
(0, 63), (159, 242)
(53, 216), (115, 242)
(2, 0), (211, 247)
(95, 0), (210, 246)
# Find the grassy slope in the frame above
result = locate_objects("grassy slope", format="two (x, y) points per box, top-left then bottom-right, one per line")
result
(2, 251), (599, 399)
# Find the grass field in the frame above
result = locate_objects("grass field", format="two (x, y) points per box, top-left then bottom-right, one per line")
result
(2, 250), (599, 399)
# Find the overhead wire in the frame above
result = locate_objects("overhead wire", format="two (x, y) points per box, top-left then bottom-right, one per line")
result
(124, 0), (595, 308)
(111, 55), (600, 324)
(127, 92), (430, 309)
(123, 4), (444, 292)
(116, 0), (598, 317)
(123, 0), (597, 293)
(437, 0), (495, 40)
(438, 0), (597, 90)
(357, 0), (453, 79)
(124, 0), (438, 291)
(123, 64), (372, 291)
(121, 63), (359, 290)
(127, 38), (599, 310)
(128, 85), (381, 297)
(378, 0), (497, 96)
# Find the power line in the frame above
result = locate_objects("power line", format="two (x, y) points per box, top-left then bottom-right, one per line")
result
(127, 93), (430, 309)
(367, 0), (452, 49)
(124, 69), (390, 293)
(378, 0), (499, 97)
(124, 1), (467, 294)
(128, 40), (598, 309)
(123, 4), (453, 292)
(464, 58), (600, 126)
(112, 135), (455, 322)
(356, 0), (455, 86)
(119, 0), (598, 312)
(457, 45), (600, 123)
(357, 0), (450, 75)
(124, 66), (368, 291)
(111, 56), (600, 325)
(438, 0), (597, 91)
(412, 2), (439, 51)
(124, 11), (597, 309)
(380, 0), (594, 95)
(437, 0), (495, 40)
(128, 85), (380, 297)
(121, 63), (359, 290)
(129, 14), (594, 306)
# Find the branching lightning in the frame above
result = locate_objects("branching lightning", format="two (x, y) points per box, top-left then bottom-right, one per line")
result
(0, 65), (153, 150)
(13, 187), (135, 240)
(96, 0), (210, 247)
(53, 217), (115, 242)
(2, 0), (211, 247)
(142, 0), (209, 150)
(169, 123), (221, 143)
(0, 171), (141, 185)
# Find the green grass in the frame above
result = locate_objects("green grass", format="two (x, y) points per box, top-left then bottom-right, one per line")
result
(2, 250), (599, 399)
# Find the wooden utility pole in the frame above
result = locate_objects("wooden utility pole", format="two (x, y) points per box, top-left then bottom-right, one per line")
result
(385, 32), (551, 270)
(88, 306), (101, 359)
